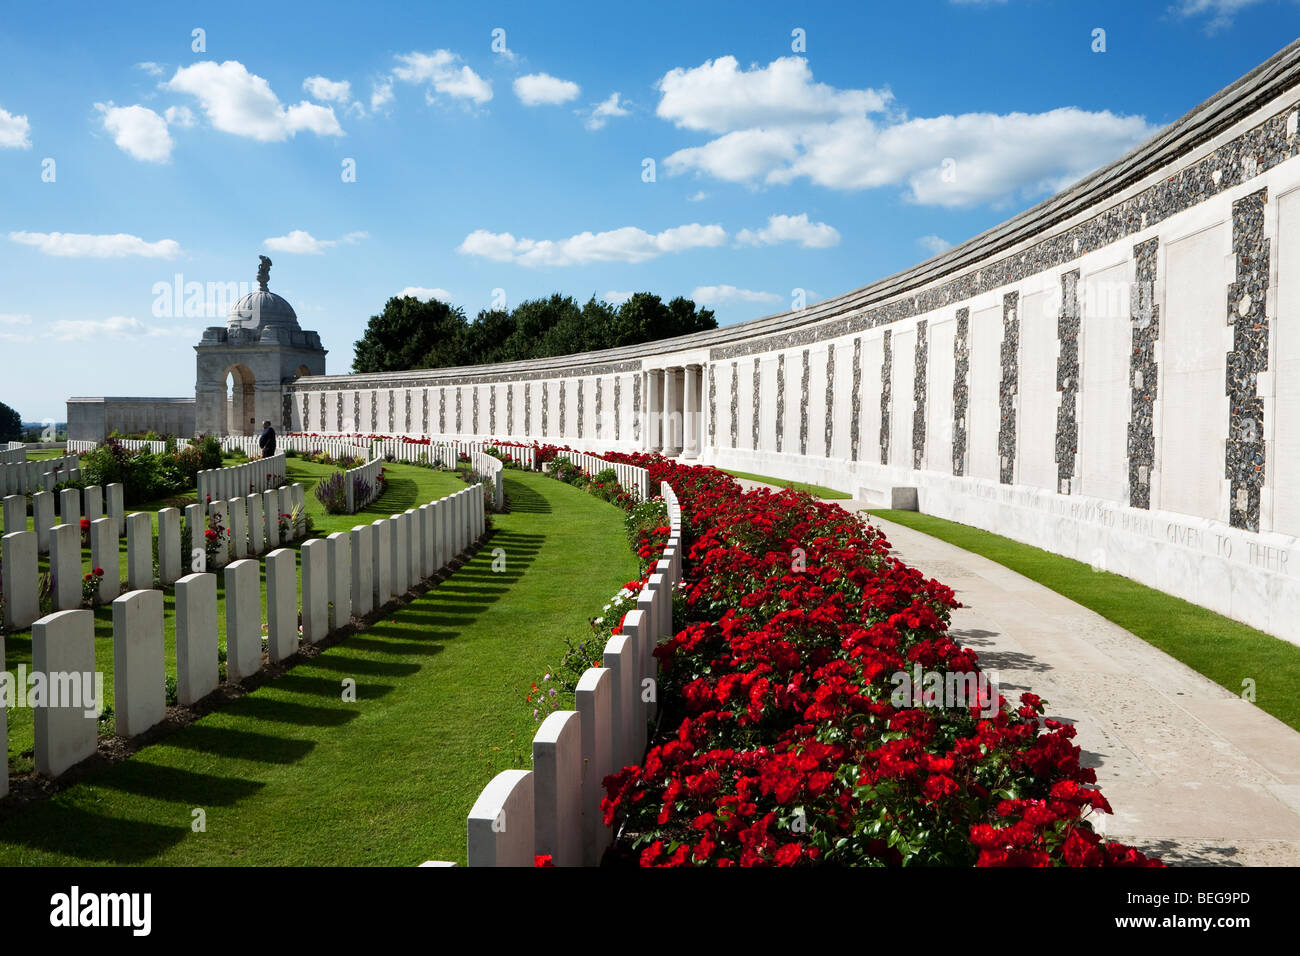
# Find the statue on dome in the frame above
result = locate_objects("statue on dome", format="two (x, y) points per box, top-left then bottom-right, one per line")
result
(257, 255), (272, 291)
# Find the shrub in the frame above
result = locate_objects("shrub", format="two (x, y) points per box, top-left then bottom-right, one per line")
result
(314, 471), (349, 514)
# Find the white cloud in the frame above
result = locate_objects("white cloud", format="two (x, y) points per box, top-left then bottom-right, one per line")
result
(264, 230), (369, 254)
(690, 285), (783, 306)
(8, 231), (181, 258)
(95, 102), (173, 162)
(585, 91), (630, 130)
(49, 316), (173, 341)
(0, 107), (32, 149)
(0, 313), (32, 325)
(135, 61), (165, 76)
(514, 73), (581, 106)
(458, 222), (727, 267)
(687, 190), (708, 202)
(1171, 0), (1264, 31)
(370, 80), (394, 111)
(658, 56), (1156, 208)
(303, 76), (353, 104)
(735, 213), (839, 248)
(399, 286), (453, 302)
(656, 56), (891, 134)
(167, 60), (344, 141)
(918, 234), (952, 254)
(164, 105), (196, 127)
(603, 290), (635, 305)
(392, 50), (492, 105)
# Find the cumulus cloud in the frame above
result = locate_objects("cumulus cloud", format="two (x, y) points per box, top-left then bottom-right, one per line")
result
(0, 107), (32, 149)
(690, 285), (783, 306)
(918, 234), (953, 254)
(8, 231), (181, 258)
(303, 76), (352, 104)
(163, 105), (196, 127)
(399, 286), (453, 302)
(95, 102), (173, 162)
(1171, 0), (1265, 32)
(167, 60), (344, 141)
(657, 56), (1156, 208)
(49, 316), (174, 341)
(515, 73), (581, 106)
(370, 80), (395, 111)
(263, 230), (369, 254)
(458, 222), (727, 267)
(392, 50), (492, 105)
(603, 290), (635, 305)
(687, 190), (708, 202)
(584, 91), (630, 129)
(735, 213), (840, 248)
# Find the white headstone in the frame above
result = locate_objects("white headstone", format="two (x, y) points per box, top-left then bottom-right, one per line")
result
(83, 485), (103, 524)
(372, 518), (391, 606)
(327, 532), (351, 629)
(156, 508), (181, 585)
(112, 589), (166, 737)
(576, 667), (614, 866)
(224, 559), (262, 682)
(90, 517), (119, 604)
(1, 530), (38, 630)
(263, 489), (281, 548)
(301, 538), (329, 643)
(126, 512), (153, 590)
(533, 710), (583, 867)
(32, 609), (98, 777)
(350, 523), (374, 617)
(603, 634), (637, 774)
(389, 514), (408, 597)
(246, 493), (265, 557)
(228, 496), (248, 560)
(50, 522), (82, 611)
(106, 482), (125, 537)
(2, 494), (25, 534)
(467, 769), (535, 867)
(265, 548), (298, 663)
(33, 491), (54, 553)
(58, 487), (80, 530)
(208, 500), (229, 568)
(175, 572), (218, 706)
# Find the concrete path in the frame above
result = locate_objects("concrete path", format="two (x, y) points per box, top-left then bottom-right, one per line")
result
(734, 479), (1300, 865)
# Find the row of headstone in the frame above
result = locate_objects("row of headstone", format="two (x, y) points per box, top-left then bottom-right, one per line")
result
(460, 481), (682, 867)
(218, 436), (262, 457)
(4, 482), (490, 793)
(0, 447), (26, 465)
(281, 436), (371, 460)
(196, 453), (286, 505)
(560, 451), (650, 503)
(0, 454), (80, 496)
(468, 450), (505, 510)
(343, 458), (384, 513)
(205, 482), (306, 570)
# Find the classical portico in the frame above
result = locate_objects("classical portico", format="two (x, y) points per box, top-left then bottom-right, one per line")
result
(194, 256), (327, 436)
(641, 361), (704, 459)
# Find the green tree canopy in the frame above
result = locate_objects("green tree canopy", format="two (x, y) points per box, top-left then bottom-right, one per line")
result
(0, 400), (21, 442)
(351, 291), (718, 373)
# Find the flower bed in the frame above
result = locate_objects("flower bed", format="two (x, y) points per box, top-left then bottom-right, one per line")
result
(595, 451), (1161, 868)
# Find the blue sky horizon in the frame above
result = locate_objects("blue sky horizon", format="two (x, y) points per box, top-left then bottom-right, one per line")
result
(2, 0), (1298, 421)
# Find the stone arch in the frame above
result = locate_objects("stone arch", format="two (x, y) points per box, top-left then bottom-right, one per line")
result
(225, 363), (257, 436)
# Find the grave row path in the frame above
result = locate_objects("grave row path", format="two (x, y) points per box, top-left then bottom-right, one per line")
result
(0, 469), (639, 865)
(730, 478), (1300, 865)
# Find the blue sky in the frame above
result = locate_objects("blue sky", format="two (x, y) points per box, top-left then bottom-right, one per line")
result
(1, 0), (1298, 420)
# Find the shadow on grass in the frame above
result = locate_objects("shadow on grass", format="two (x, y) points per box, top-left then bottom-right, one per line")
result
(0, 802), (188, 864)
(505, 475), (552, 513)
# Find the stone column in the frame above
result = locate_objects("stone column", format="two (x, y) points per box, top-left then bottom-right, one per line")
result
(646, 370), (663, 453)
(683, 364), (700, 460)
(664, 368), (683, 457)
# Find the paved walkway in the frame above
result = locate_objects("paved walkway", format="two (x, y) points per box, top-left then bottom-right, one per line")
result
(735, 480), (1300, 865)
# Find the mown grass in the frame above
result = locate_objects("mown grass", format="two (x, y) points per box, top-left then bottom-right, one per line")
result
(0, 469), (637, 865)
(718, 469), (851, 499)
(871, 508), (1300, 732)
(2, 460), (466, 774)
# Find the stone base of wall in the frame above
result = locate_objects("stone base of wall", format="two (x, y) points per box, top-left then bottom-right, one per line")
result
(705, 447), (1299, 646)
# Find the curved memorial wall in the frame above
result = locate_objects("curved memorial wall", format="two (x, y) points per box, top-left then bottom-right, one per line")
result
(287, 42), (1300, 645)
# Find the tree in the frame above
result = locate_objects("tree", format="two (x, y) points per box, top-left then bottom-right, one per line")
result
(0, 400), (21, 442)
(352, 296), (470, 373)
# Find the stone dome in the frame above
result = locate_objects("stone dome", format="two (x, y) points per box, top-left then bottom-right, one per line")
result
(226, 254), (300, 330)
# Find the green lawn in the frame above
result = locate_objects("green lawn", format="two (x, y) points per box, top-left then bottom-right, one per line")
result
(870, 508), (1300, 732)
(719, 468), (851, 499)
(2, 459), (467, 774)
(0, 469), (637, 865)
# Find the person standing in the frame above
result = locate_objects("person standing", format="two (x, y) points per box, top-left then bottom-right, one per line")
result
(258, 420), (277, 458)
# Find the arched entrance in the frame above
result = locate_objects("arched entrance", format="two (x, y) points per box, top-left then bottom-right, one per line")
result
(225, 364), (256, 436)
